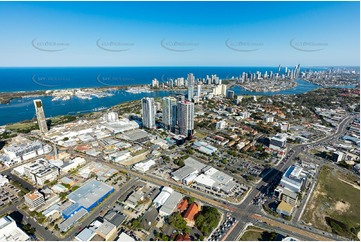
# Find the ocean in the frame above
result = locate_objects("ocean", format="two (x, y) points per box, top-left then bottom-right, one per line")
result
(0, 66), (323, 125)
(0, 66), (324, 92)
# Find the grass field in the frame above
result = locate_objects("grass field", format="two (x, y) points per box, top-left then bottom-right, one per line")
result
(241, 226), (265, 241)
(6, 122), (38, 133)
(302, 165), (360, 239)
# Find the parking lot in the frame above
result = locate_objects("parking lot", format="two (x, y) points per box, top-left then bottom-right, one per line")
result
(0, 183), (20, 207)
(209, 214), (238, 241)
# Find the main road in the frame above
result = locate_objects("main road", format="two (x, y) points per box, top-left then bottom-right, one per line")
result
(224, 115), (355, 241)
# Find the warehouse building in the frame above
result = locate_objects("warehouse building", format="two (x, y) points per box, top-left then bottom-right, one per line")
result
(153, 187), (174, 207)
(133, 159), (156, 173)
(62, 179), (114, 219)
(159, 191), (183, 217)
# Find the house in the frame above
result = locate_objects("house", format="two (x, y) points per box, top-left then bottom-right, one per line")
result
(177, 199), (188, 213)
(183, 203), (199, 226)
(175, 233), (191, 241)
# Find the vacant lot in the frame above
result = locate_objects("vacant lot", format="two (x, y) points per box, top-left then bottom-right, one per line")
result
(241, 226), (278, 241)
(302, 166), (360, 239)
(6, 122), (38, 133)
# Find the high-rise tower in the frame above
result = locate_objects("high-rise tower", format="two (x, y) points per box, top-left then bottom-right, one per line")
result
(177, 100), (194, 138)
(33, 99), (48, 134)
(162, 96), (177, 132)
(141, 97), (156, 129)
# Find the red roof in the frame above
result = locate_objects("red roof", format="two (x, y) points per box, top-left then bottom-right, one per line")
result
(177, 199), (188, 212)
(175, 233), (191, 241)
(183, 203), (199, 221)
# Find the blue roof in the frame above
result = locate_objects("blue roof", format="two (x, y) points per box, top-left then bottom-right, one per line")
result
(283, 165), (294, 178)
(342, 136), (360, 144)
(62, 203), (82, 218)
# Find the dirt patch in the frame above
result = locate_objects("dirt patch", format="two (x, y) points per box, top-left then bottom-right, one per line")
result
(334, 201), (350, 213)
(338, 178), (360, 190)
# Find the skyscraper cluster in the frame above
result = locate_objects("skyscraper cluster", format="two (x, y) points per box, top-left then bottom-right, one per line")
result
(142, 73), (196, 138)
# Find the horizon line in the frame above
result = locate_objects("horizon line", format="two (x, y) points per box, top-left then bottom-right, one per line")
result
(0, 65), (359, 68)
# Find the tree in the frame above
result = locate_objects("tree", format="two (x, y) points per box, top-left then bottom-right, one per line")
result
(168, 212), (187, 230)
(162, 155), (170, 162)
(195, 206), (220, 236)
(131, 218), (142, 229)
(59, 192), (67, 200)
(187, 197), (196, 204)
(71, 186), (80, 191)
(185, 148), (194, 155)
(183, 227), (190, 234)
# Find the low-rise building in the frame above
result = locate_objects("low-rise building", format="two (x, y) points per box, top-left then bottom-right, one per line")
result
(75, 228), (96, 241)
(23, 158), (60, 185)
(159, 192), (183, 217)
(3, 140), (48, 161)
(63, 179), (114, 218)
(183, 202), (199, 226)
(59, 208), (88, 232)
(332, 151), (344, 163)
(124, 190), (144, 209)
(0, 175), (9, 187)
(215, 120), (227, 130)
(133, 159), (156, 173)
(0, 216), (30, 241)
(177, 199), (188, 213)
(276, 201), (294, 216)
(279, 165), (306, 193)
(33, 166), (59, 186)
(117, 232), (135, 241)
(104, 210), (126, 229)
(153, 187), (173, 207)
(275, 186), (299, 206)
(96, 220), (117, 241)
(192, 141), (218, 155)
(24, 190), (45, 210)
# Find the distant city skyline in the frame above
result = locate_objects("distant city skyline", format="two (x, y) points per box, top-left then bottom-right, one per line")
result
(0, 1), (359, 67)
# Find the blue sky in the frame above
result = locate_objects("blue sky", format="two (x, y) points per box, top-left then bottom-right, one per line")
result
(0, 1), (359, 67)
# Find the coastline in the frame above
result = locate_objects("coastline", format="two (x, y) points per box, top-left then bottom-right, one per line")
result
(236, 79), (298, 93)
(0, 84), (186, 105)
